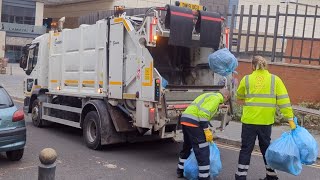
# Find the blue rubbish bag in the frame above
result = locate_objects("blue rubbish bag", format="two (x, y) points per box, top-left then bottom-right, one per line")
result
(161, 77), (168, 88)
(208, 48), (238, 77)
(184, 143), (222, 180)
(292, 117), (318, 165)
(266, 132), (302, 176)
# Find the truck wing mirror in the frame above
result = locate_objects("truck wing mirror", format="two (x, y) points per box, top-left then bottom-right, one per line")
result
(20, 44), (31, 70)
(19, 55), (27, 69)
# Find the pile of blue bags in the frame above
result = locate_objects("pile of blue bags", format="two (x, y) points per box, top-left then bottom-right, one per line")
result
(184, 143), (222, 180)
(266, 117), (318, 176)
(208, 48), (238, 77)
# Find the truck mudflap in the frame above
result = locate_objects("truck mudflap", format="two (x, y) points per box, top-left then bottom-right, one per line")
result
(83, 100), (126, 145)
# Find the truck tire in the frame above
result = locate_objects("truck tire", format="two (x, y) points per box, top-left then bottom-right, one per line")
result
(6, 149), (24, 161)
(83, 111), (102, 150)
(31, 99), (43, 127)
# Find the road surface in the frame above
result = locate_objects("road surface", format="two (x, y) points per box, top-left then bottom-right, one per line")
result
(0, 101), (319, 180)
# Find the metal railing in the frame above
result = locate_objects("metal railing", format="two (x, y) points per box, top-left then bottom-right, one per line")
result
(227, 4), (320, 65)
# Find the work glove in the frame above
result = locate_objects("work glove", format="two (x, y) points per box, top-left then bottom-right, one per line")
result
(204, 128), (214, 142)
(288, 117), (298, 130)
(288, 120), (296, 130)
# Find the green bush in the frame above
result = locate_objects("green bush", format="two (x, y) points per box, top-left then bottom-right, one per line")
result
(295, 102), (320, 130)
(232, 104), (242, 122)
(231, 102), (320, 129)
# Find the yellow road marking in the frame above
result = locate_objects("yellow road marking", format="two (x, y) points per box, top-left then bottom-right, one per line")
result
(216, 142), (320, 169)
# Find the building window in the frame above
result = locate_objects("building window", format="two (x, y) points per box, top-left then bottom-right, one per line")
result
(1, 5), (35, 25)
(5, 45), (24, 63)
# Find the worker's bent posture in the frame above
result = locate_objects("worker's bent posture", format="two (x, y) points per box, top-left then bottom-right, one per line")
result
(177, 89), (230, 180)
(235, 56), (296, 180)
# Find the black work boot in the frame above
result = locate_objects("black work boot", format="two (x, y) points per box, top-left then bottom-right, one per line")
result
(259, 177), (279, 180)
(198, 177), (210, 180)
(176, 168), (184, 178)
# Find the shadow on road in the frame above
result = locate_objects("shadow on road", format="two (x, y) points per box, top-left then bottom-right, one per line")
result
(25, 119), (181, 154)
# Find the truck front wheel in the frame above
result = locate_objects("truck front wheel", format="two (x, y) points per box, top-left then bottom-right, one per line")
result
(31, 99), (43, 127)
(83, 111), (102, 150)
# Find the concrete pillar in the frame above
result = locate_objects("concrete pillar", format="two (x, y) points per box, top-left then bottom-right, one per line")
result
(35, 2), (44, 26)
(0, 0), (2, 22)
(0, 31), (5, 59)
(38, 148), (57, 180)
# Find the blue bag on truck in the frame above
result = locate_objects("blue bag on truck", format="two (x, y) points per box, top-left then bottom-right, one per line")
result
(208, 48), (238, 77)
(184, 143), (222, 180)
(292, 117), (318, 165)
(266, 132), (302, 176)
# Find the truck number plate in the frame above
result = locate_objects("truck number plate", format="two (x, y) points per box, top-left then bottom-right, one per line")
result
(179, 2), (204, 11)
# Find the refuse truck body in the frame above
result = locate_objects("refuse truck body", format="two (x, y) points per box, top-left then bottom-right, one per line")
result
(20, 5), (235, 149)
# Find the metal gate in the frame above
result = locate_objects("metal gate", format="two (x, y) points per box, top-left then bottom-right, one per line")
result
(228, 4), (320, 65)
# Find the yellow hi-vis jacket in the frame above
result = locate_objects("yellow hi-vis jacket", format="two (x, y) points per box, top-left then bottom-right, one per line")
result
(181, 92), (224, 127)
(237, 70), (294, 125)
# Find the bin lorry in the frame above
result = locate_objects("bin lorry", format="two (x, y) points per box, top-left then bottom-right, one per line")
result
(20, 4), (235, 149)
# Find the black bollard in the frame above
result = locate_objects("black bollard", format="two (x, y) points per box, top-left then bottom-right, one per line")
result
(38, 148), (57, 180)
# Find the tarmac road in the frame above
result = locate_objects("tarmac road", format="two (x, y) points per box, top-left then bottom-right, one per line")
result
(0, 101), (319, 180)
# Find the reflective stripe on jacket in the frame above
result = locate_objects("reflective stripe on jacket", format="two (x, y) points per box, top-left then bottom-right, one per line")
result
(237, 70), (294, 125)
(181, 92), (224, 127)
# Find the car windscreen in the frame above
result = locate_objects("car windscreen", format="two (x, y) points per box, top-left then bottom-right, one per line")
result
(0, 88), (14, 109)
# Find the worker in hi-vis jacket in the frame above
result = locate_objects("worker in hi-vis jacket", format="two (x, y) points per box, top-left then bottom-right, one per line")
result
(235, 56), (295, 180)
(177, 89), (230, 180)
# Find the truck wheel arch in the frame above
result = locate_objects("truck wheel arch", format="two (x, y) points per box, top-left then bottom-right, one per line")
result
(81, 103), (97, 128)
(28, 88), (49, 113)
(81, 100), (126, 146)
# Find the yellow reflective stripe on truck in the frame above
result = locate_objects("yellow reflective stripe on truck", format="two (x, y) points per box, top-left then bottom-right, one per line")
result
(114, 17), (131, 31)
(109, 81), (122, 85)
(65, 80), (79, 84)
(123, 93), (136, 99)
(82, 80), (95, 85)
(142, 62), (153, 87)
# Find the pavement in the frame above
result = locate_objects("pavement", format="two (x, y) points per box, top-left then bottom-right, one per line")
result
(0, 63), (25, 101)
(0, 101), (319, 180)
(211, 121), (320, 159)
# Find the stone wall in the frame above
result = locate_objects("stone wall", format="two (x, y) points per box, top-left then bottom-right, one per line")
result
(0, 31), (5, 59)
